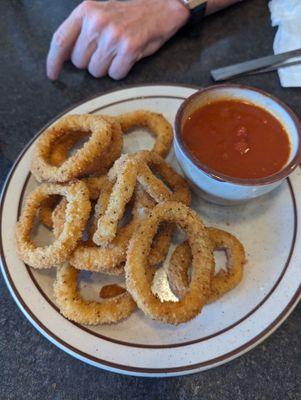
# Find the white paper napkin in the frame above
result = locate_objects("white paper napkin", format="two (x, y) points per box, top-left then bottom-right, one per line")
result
(269, 0), (301, 87)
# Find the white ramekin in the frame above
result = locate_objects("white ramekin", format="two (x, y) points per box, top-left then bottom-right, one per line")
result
(174, 84), (301, 205)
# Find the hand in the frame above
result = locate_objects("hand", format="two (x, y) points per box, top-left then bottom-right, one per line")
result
(47, 0), (189, 80)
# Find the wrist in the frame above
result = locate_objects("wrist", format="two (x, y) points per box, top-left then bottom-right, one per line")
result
(166, 0), (191, 25)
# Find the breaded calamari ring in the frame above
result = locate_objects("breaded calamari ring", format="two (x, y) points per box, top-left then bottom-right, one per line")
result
(49, 116), (123, 176)
(99, 284), (126, 299)
(135, 150), (191, 261)
(84, 116), (123, 175)
(207, 227), (246, 302)
(82, 175), (110, 200)
(70, 186), (168, 274)
(89, 178), (114, 236)
(52, 197), (68, 239)
(92, 151), (191, 247)
(125, 201), (214, 325)
(49, 131), (87, 166)
(38, 175), (107, 231)
(167, 241), (190, 299)
(51, 177), (111, 243)
(117, 110), (173, 157)
(133, 154), (191, 265)
(39, 195), (61, 229)
(54, 264), (136, 325)
(16, 181), (91, 269)
(93, 154), (138, 246)
(70, 226), (132, 275)
(135, 151), (191, 205)
(52, 176), (113, 241)
(69, 175), (135, 274)
(125, 185), (174, 266)
(148, 222), (174, 266)
(31, 114), (112, 183)
(167, 228), (246, 303)
(133, 187), (175, 266)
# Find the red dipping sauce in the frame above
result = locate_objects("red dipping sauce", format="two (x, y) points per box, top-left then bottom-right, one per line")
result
(182, 100), (291, 179)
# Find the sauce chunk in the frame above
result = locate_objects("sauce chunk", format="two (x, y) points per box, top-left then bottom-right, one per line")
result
(182, 100), (290, 179)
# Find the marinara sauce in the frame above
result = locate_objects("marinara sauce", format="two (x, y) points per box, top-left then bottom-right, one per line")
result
(182, 100), (291, 179)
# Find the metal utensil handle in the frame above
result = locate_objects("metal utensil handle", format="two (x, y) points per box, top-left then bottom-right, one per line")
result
(248, 58), (301, 75)
(211, 48), (301, 81)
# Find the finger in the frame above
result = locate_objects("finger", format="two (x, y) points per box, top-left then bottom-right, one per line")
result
(88, 45), (116, 78)
(142, 40), (163, 58)
(71, 22), (98, 69)
(108, 39), (162, 80)
(47, 10), (82, 80)
(108, 53), (138, 80)
(87, 24), (122, 78)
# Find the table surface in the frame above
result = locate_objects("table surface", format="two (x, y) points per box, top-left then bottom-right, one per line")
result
(1, 0), (300, 398)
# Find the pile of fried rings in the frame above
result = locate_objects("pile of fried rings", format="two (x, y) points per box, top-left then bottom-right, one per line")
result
(16, 111), (246, 326)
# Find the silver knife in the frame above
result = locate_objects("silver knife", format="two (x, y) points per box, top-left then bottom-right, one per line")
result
(211, 48), (301, 81)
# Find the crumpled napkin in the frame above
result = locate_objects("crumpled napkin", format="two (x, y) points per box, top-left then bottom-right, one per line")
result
(269, 0), (301, 87)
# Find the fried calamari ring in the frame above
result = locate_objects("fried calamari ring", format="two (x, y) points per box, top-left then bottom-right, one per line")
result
(127, 185), (174, 266)
(48, 116), (123, 176)
(70, 185), (169, 274)
(207, 227), (246, 302)
(82, 175), (110, 200)
(117, 110), (173, 157)
(148, 222), (174, 266)
(99, 284), (126, 299)
(70, 173), (136, 274)
(16, 181), (91, 269)
(54, 264), (136, 325)
(135, 151), (191, 205)
(52, 197), (68, 239)
(92, 151), (190, 246)
(39, 195), (61, 229)
(49, 131), (87, 166)
(93, 154), (138, 246)
(31, 114), (112, 183)
(51, 177), (112, 244)
(39, 175), (108, 233)
(134, 150), (191, 259)
(167, 228), (246, 303)
(85, 116), (123, 175)
(70, 227), (131, 275)
(132, 165), (188, 266)
(167, 241), (190, 299)
(125, 201), (214, 325)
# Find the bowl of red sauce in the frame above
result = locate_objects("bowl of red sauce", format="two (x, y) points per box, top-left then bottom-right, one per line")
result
(174, 84), (301, 205)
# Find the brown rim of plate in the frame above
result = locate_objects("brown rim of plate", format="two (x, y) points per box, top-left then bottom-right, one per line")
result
(174, 84), (301, 186)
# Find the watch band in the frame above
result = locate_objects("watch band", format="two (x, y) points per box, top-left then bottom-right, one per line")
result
(181, 0), (207, 36)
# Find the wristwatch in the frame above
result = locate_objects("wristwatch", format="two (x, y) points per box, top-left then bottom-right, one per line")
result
(181, 0), (207, 35)
(182, 0), (207, 15)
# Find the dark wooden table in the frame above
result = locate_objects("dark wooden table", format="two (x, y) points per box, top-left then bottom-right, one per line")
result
(1, 1), (300, 398)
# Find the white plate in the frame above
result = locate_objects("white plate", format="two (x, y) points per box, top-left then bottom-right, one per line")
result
(1, 84), (301, 377)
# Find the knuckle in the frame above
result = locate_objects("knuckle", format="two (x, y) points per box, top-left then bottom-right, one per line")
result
(52, 30), (66, 48)
(123, 37), (139, 55)
(108, 25), (123, 42)
(89, 13), (109, 31)
(79, 0), (95, 14)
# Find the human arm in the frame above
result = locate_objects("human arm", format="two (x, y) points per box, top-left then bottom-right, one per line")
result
(46, 0), (243, 81)
(206, 0), (244, 15)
